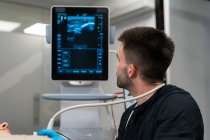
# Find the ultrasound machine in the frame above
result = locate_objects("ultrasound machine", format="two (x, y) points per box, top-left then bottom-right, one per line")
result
(42, 6), (116, 140)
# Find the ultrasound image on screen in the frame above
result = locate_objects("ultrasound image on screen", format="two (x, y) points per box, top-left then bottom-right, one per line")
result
(51, 7), (108, 80)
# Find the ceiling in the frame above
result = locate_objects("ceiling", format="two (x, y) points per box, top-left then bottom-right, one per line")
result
(1, 0), (98, 9)
(0, 0), (100, 34)
(0, 0), (149, 34)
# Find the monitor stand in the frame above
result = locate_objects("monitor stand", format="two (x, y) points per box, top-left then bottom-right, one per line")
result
(60, 81), (103, 129)
(41, 81), (115, 132)
(68, 81), (93, 86)
(41, 81), (114, 101)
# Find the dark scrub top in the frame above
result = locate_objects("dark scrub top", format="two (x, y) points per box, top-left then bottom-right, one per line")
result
(116, 85), (204, 140)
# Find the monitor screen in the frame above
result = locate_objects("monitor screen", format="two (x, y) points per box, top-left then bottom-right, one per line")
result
(51, 6), (109, 80)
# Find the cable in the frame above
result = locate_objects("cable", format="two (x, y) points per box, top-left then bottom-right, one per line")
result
(109, 50), (118, 54)
(56, 131), (71, 140)
(47, 83), (165, 129)
(111, 98), (117, 139)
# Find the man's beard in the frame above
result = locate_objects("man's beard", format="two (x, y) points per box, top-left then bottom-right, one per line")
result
(116, 67), (132, 89)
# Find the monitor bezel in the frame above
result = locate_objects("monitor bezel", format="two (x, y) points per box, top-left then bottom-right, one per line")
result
(51, 6), (109, 81)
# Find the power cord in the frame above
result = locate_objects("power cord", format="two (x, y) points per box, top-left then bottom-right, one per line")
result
(56, 131), (71, 140)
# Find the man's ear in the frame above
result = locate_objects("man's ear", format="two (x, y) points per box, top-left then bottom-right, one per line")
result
(127, 64), (137, 78)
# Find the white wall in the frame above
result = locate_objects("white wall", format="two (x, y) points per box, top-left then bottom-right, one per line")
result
(169, 0), (210, 139)
(0, 32), (61, 134)
(0, 2), (61, 134)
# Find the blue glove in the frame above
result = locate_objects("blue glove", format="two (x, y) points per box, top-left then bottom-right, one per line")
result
(37, 129), (65, 140)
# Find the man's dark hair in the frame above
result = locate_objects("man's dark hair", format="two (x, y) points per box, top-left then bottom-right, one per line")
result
(118, 27), (175, 83)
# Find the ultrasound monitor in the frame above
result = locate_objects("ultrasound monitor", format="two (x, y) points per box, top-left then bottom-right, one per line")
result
(51, 6), (109, 81)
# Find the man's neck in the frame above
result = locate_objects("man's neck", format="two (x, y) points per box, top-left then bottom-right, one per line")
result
(129, 80), (163, 104)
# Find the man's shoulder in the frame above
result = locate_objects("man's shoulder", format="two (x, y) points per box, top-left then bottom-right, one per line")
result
(156, 85), (202, 121)
(158, 85), (197, 107)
